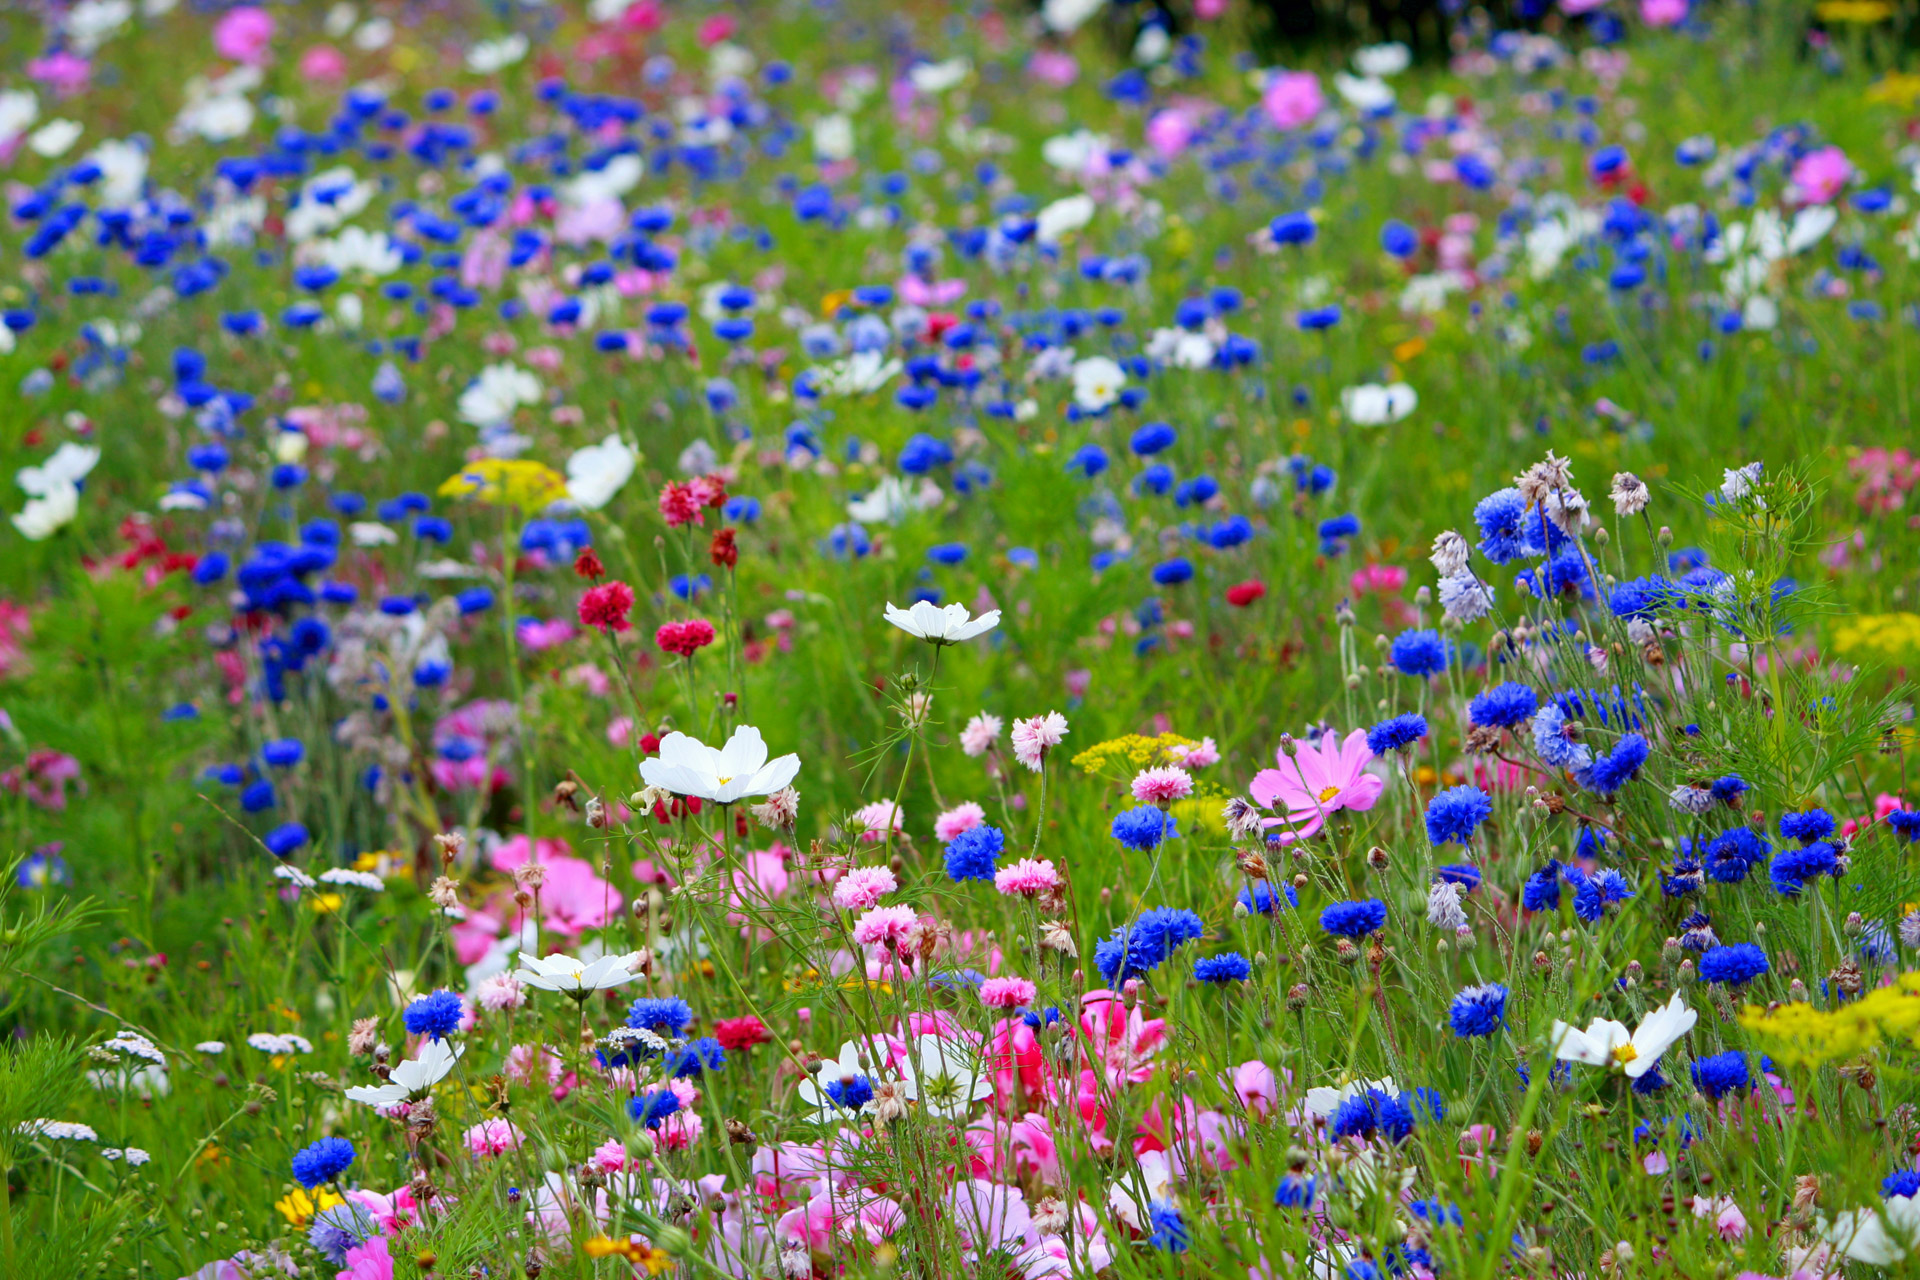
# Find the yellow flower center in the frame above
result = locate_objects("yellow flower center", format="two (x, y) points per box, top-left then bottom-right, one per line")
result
(1318, 786), (1342, 803)
(1612, 1043), (1639, 1064)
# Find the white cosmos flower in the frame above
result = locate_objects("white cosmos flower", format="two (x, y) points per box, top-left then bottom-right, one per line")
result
(639, 725), (801, 804)
(0, 90), (39, 147)
(909, 58), (970, 93)
(28, 120), (82, 158)
(1549, 993), (1696, 1078)
(847, 474), (940, 525)
(565, 434), (638, 510)
(1303, 1076), (1398, 1118)
(91, 138), (147, 207)
(900, 1034), (992, 1120)
(458, 363), (542, 428)
(314, 225), (403, 276)
(1035, 193), (1096, 245)
(1333, 73), (1395, 112)
(1340, 382), (1418, 425)
(177, 94), (254, 143)
(344, 1038), (464, 1108)
(813, 350), (903, 397)
(884, 600), (1001, 645)
(812, 114), (854, 162)
(1145, 328), (1216, 369)
(12, 486), (79, 541)
(349, 521), (398, 548)
(18, 443), (100, 498)
(1353, 42), (1411, 77)
(1041, 129), (1108, 173)
(1042, 0), (1106, 33)
(466, 33), (529, 74)
(1070, 356), (1126, 412)
(1825, 1195), (1920, 1266)
(515, 951), (643, 997)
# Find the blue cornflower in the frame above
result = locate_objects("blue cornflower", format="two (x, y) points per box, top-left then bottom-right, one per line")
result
(1146, 1200), (1189, 1252)
(1708, 775), (1749, 805)
(1389, 629), (1448, 678)
(664, 1037), (726, 1078)
(1608, 575), (1674, 620)
(1273, 1172), (1317, 1210)
(626, 996), (694, 1035)
(291, 1136), (356, 1189)
(264, 822), (310, 857)
(945, 824), (1005, 881)
(1237, 882), (1298, 914)
(1704, 828), (1770, 883)
(1630, 1065), (1669, 1096)
(1094, 908), (1204, 984)
(1366, 713), (1427, 755)
(1883, 1170), (1920, 1199)
(1531, 705), (1592, 770)
(1318, 513), (1361, 540)
(1515, 550), (1593, 601)
(630, 1089), (683, 1129)
(1469, 682), (1538, 729)
(1472, 488), (1531, 564)
(1691, 1051), (1751, 1100)
(402, 990), (464, 1042)
(1576, 825), (1608, 861)
(1779, 809), (1836, 845)
(1409, 1200), (1463, 1227)
(1448, 983), (1508, 1038)
(308, 1203), (378, 1267)
(1111, 806), (1179, 851)
(1436, 864), (1482, 890)
(1888, 810), (1920, 843)
(1329, 1089), (1417, 1143)
(1579, 733), (1648, 794)
(1662, 858), (1703, 898)
(1425, 786), (1492, 846)
(1769, 841), (1838, 896)
(1194, 952), (1252, 984)
(1521, 861), (1564, 912)
(1320, 899), (1387, 938)
(1698, 943), (1769, 985)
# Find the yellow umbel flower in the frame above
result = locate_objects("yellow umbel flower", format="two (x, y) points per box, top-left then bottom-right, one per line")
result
(438, 458), (567, 509)
(275, 1186), (344, 1227)
(1071, 733), (1198, 778)
(1817, 0), (1893, 19)
(1868, 72), (1920, 108)
(1740, 972), (1920, 1068)
(1831, 613), (1920, 662)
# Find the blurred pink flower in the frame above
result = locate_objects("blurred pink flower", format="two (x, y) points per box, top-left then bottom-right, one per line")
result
(1196, 0), (1229, 16)
(339, 1232), (395, 1280)
(214, 7), (276, 65)
(27, 53), (90, 96)
(1791, 146), (1852, 205)
(1249, 729), (1384, 842)
(1641, 0), (1687, 23)
(298, 44), (347, 82)
(1145, 108), (1195, 158)
(1232, 1060), (1279, 1116)
(1028, 51), (1079, 87)
(463, 1119), (525, 1157)
(1349, 563), (1407, 595)
(1262, 72), (1323, 131)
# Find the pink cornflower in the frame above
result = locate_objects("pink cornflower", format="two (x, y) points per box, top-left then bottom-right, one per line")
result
(1010, 711), (1068, 772)
(1790, 146), (1852, 206)
(832, 865), (898, 912)
(994, 858), (1061, 898)
(475, 972), (526, 1012)
(935, 801), (986, 842)
(852, 905), (918, 949)
(463, 1119), (525, 1157)
(1248, 728), (1385, 844)
(978, 976), (1037, 1009)
(1168, 737), (1218, 768)
(960, 712), (1002, 757)
(689, 474), (729, 508)
(1131, 766), (1193, 805)
(852, 800), (904, 843)
(591, 1137), (627, 1172)
(1262, 71), (1323, 131)
(659, 482), (704, 527)
(1349, 563), (1407, 596)
(577, 581), (634, 633)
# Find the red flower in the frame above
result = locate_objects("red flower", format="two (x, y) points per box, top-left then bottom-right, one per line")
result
(573, 547), (605, 581)
(709, 528), (738, 569)
(658, 482), (703, 528)
(1225, 580), (1267, 607)
(655, 619), (717, 657)
(577, 581), (635, 633)
(713, 1015), (772, 1052)
(689, 474), (729, 509)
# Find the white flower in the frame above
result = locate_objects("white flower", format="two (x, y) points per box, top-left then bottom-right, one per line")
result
(1438, 572), (1494, 623)
(640, 725), (801, 804)
(1035, 194), (1095, 245)
(28, 120), (83, 158)
(66, 0), (132, 52)
(314, 225), (403, 276)
(466, 33), (529, 74)
(0, 90), (39, 147)
(1145, 328), (1216, 369)
(565, 434), (638, 510)
(847, 474), (940, 525)
(1070, 357), (1126, 412)
(102, 1147), (151, 1165)
(90, 138), (148, 207)
(1426, 882), (1466, 931)
(1041, 129), (1108, 173)
(1550, 993), (1696, 1078)
(1786, 205), (1837, 255)
(246, 1032), (314, 1055)
(796, 1041), (877, 1123)
(884, 600), (1001, 646)
(1133, 23), (1170, 63)
(1333, 73), (1395, 112)
(1042, 0), (1106, 33)
(18, 444), (100, 498)
(1303, 1076), (1397, 1118)
(1339, 382), (1418, 425)
(12, 486), (79, 541)
(319, 868), (385, 891)
(1824, 1195), (1920, 1266)
(458, 363), (542, 429)
(194, 1041), (227, 1054)
(17, 1119), (98, 1142)
(1740, 295), (1779, 331)
(900, 1034), (992, 1120)
(812, 350), (903, 397)
(909, 58), (970, 93)
(812, 114), (854, 162)
(515, 951), (643, 996)
(562, 152), (644, 207)
(344, 1038), (464, 1108)
(177, 94), (254, 143)
(1430, 530), (1469, 577)
(1720, 462), (1764, 503)
(1353, 42), (1411, 77)
(349, 521), (398, 548)
(274, 865), (317, 889)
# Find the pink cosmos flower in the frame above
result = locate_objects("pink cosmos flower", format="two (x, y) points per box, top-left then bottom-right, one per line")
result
(1196, 0), (1229, 16)
(697, 14), (736, 44)
(28, 53), (91, 96)
(1028, 51), (1079, 87)
(935, 801), (986, 842)
(1262, 71), (1323, 131)
(339, 1233), (395, 1280)
(464, 1119), (525, 1157)
(1232, 1060), (1279, 1117)
(1078, 989), (1167, 1086)
(852, 905), (918, 949)
(1248, 729), (1385, 843)
(1010, 711), (1069, 771)
(213, 7), (276, 65)
(1693, 1195), (1749, 1240)
(994, 858), (1061, 898)
(1131, 765), (1193, 805)
(831, 865), (898, 912)
(299, 45), (348, 83)
(979, 976), (1037, 1009)
(1790, 146), (1852, 206)
(1641, 0), (1687, 23)
(1145, 108), (1194, 159)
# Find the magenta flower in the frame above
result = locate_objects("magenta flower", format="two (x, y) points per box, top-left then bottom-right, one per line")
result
(1248, 729), (1385, 843)
(213, 7), (276, 65)
(1261, 71), (1323, 131)
(1790, 146), (1852, 206)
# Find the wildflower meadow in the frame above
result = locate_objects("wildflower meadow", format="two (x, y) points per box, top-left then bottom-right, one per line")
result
(6, 0), (1920, 1277)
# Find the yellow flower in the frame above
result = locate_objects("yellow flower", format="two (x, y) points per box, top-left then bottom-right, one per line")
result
(1817, 0), (1893, 20)
(1071, 733), (1199, 778)
(275, 1186), (343, 1227)
(820, 289), (854, 317)
(584, 1236), (670, 1270)
(1739, 972), (1920, 1067)
(438, 459), (567, 510)
(311, 893), (345, 915)
(1868, 72), (1920, 108)
(1831, 613), (1920, 662)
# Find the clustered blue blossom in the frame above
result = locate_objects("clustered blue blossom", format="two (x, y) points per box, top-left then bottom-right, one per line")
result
(401, 989), (464, 1042)
(1365, 713), (1427, 755)
(1095, 907), (1205, 984)
(1110, 806), (1179, 851)
(1425, 785), (1492, 846)
(627, 996), (694, 1035)
(290, 1136), (356, 1189)
(1319, 898), (1388, 938)
(1447, 983), (1508, 1038)
(1389, 629), (1449, 677)
(1194, 952), (1252, 984)
(1698, 942), (1769, 985)
(1468, 682), (1538, 729)
(945, 823), (1006, 881)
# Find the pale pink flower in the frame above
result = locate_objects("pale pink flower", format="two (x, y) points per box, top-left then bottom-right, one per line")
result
(1790, 146), (1852, 206)
(1028, 50), (1079, 87)
(1130, 766), (1193, 805)
(1145, 108), (1195, 159)
(591, 1137), (627, 1172)
(1010, 711), (1068, 772)
(1693, 1195), (1749, 1241)
(1232, 1060), (1279, 1117)
(298, 45), (348, 83)
(935, 801), (986, 842)
(832, 865), (898, 912)
(464, 1119), (525, 1157)
(339, 1234), (395, 1280)
(978, 977), (1037, 1009)
(1640, 0), (1687, 23)
(1168, 737), (1219, 768)
(852, 800), (904, 843)
(851, 905), (918, 949)
(1248, 728), (1385, 844)
(475, 972), (526, 1012)
(1349, 563), (1407, 596)
(994, 858), (1061, 898)
(1262, 71), (1323, 131)
(213, 7), (276, 65)
(961, 712), (1002, 757)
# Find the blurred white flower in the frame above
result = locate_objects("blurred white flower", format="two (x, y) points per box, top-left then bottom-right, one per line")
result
(1340, 383), (1418, 425)
(466, 33), (529, 74)
(566, 434), (638, 509)
(458, 363), (542, 429)
(1036, 194), (1096, 244)
(1071, 356), (1126, 412)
